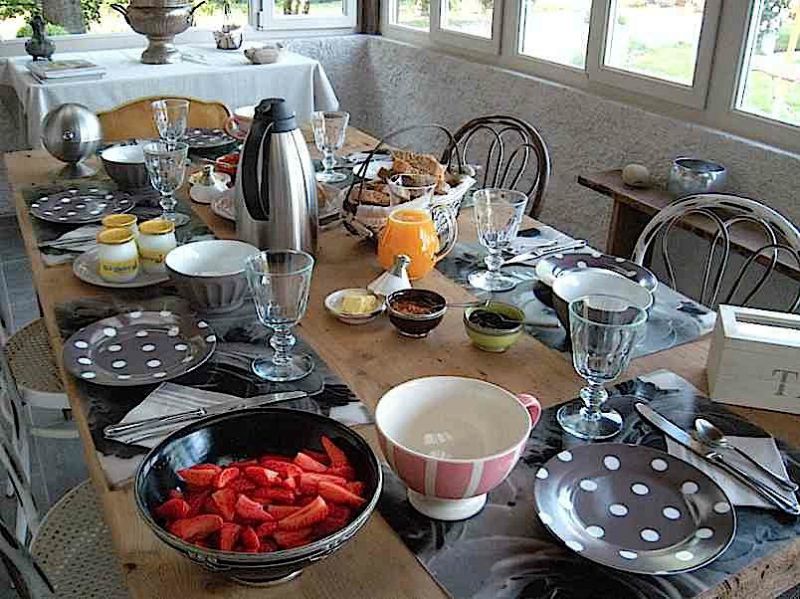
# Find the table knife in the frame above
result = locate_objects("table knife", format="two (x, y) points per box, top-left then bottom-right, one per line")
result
(635, 403), (800, 515)
(104, 390), (308, 440)
(501, 240), (587, 266)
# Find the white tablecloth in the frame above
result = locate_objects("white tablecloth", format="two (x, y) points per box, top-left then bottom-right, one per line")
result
(1, 45), (339, 146)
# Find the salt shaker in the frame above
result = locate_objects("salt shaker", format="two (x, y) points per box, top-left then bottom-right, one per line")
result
(368, 254), (412, 297)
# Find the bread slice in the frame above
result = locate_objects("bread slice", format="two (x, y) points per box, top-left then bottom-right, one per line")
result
(391, 150), (448, 194)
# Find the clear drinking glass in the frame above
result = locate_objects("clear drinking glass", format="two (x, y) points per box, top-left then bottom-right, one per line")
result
(557, 294), (647, 440)
(246, 250), (315, 382)
(311, 110), (350, 183)
(468, 188), (528, 292)
(152, 99), (190, 146)
(142, 141), (190, 227)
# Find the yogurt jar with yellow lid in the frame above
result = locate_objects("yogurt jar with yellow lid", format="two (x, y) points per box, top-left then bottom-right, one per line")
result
(102, 213), (138, 238)
(138, 219), (177, 274)
(97, 227), (139, 283)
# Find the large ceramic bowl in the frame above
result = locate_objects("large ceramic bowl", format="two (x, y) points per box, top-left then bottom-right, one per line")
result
(376, 376), (541, 521)
(135, 408), (382, 585)
(165, 240), (259, 314)
(100, 144), (149, 190)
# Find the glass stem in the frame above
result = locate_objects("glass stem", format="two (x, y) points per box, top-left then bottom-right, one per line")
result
(160, 192), (176, 217)
(579, 381), (609, 422)
(270, 325), (296, 367)
(322, 150), (336, 175)
(484, 250), (503, 274)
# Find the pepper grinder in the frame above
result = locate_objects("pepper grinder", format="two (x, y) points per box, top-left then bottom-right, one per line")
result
(368, 254), (411, 297)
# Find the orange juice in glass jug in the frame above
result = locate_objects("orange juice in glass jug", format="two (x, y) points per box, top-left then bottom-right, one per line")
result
(378, 207), (456, 280)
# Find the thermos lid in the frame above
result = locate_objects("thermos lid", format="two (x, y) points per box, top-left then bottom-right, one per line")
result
(254, 98), (297, 133)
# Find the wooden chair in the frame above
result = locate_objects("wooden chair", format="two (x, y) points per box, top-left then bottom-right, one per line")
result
(631, 193), (800, 312)
(97, 96), (231, 142)
(441, 115), (551, 217)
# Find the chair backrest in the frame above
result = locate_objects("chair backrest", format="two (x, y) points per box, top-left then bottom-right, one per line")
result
(97, 96), (232, 142)
(631, 193), (800, 312)
(441, 115), (551, 217)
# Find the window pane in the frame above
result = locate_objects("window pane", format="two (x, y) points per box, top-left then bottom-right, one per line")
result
(441, 0), (493, 39)
(394, 0), (430, 30)
(603, 0), (706, 86)
(737, 0), (800, 127)
(272, 0), (344, 17)
(519, 0), (591, 69)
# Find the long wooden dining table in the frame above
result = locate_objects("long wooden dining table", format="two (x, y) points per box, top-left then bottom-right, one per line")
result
(6, 126), (800, 598)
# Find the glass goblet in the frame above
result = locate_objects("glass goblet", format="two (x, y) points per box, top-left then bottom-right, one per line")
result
(468, 188), (527, 292)
(246, 250), (315, 383)
(557, 294), (647, 440)
(142, 141), (190, 227)
(311, 110), (350, 183)
(152, 99), (189, 146)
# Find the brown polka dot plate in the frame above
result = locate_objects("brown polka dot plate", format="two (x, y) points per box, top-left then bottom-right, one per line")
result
(182, 128), (237, 151)
(534, 443), (735, 575)
(63, 311), (216, 387)
(30, 188), (135, 225)
(535, 251), (658, 291)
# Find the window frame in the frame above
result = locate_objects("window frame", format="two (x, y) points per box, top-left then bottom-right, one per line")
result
(255, 0), (357, 30)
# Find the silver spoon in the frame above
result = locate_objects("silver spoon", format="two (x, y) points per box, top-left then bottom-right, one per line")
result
(694, 418), (799, 493)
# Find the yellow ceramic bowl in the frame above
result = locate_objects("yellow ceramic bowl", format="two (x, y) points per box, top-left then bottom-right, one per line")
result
(463, 301), (525, 353)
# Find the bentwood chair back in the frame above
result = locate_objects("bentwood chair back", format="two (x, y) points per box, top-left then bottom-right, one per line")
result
(97, 96), (232, 142)
(441, 115), (551, 217)
(631, 193), (800, 312)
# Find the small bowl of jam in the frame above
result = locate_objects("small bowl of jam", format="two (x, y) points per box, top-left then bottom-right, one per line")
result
(386, 289), (447, 338)
(463, 302), (525, 353)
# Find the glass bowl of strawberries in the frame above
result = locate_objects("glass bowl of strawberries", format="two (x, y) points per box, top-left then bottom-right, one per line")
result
(134, 407), (382, 585)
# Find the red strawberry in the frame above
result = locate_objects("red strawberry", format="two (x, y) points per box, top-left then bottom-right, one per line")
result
(255, 520), (278, 537)
(296, 495), (316, 507)
(168, 489), (184, 501)
(259, 539), (278, 553)
(215, 467), (240, 489)
(298, 472), (347, 495)
(186, 491), (211, 518)
(267, 504), (301, 520)
(318, 481), (366, 508)
(312, 517), (347, 539)
(321, 436), (349, 468)
(228, 477), (257, 493)
(154, 497), (190, 521)
(218, 522), (241, 551)
(211, 488), (237, 522)
(249, 486), (296, 505)
(169, 514), (223, 541)
(239, 526), (260, 553)
(243, 466), (279, 486)
(278, 496), (329, 531)
(304, 449), (330, 465)
(294, 452), (328, 473)
(328, 504), (353, 522)
(261, 460), (303, 479)
(230, 459), (259, 469)
(346, 481), (365, 497)
(282, 476), (297, 492)
(194, 539), (211, 549)
(178, 464), (221, 488)
(258, 454), (292, 464)
(273, 528), (312, 549)
(235, 494), (275, 522)
(327, 465), (357, 481)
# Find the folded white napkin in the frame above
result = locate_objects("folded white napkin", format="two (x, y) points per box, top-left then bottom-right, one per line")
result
(667, 436), (798, 509)
(510, 227), (573, 255)
(40, 224), (101, 266)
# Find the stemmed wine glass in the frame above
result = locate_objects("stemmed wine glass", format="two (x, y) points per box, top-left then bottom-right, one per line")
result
(246, 250), (315, 382)
(142, 141), (190, 226)
(311, 111), (350, 183)
(468, 188), (527, 292)
(152, 99), (189, 147)
(557, 294), (647, 440)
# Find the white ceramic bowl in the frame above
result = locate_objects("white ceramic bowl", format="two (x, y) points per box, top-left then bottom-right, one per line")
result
(324, 288), (384, 325)
(376, 376), (541, 520)
(100, 144), (149, 190)
(165, 240), (259, 314)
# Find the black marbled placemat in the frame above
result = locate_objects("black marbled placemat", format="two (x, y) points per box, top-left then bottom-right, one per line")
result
(377, 370), (800, 598)
(55, 291), (372, 488)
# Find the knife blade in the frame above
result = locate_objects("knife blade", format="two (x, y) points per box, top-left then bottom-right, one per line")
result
(635, 403), (800, 515)
(501, 240), (587, 266)
(104, 390), (308, 440)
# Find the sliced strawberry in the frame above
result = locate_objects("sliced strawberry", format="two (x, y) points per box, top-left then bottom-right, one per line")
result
(177, 464), (221, 488)
(239, 526), (260, 553)
(194, 539), (211, 549)
(298, 472), (347, 495)
(296, 495), (316, 507)
(214, 467), (240, 489)
(249, 486), (296, 505)
(312, 517), (348, 539)
(261, 460), (303, 479)
(304, 449), (330, 466)
(328, 504), (353, 522)
(235, 494), (275, 522)
(273, 528), (312, 549)
(278, 496), (329, 531)
(282, 476), (297, 492)
(168, 489), (184, 501)
(218, 522), (241, 551)
(185, 490), (211, 518)
(243, 466), (279, 486)
(321, 436), (350, 468)
(318, 481), (366, 508)
(230, 459), (259, 469)
(327, 465), (357, 481)
(258, 453), (292, 464)
(294, 452), (328, 473)
(169, 514), (223, 541)
(345, 481), (365, 497)
(228, 477), (257, 493)
(267, 504), (301, 520)
(211, 488), (237, 522)
(255, 520), (278, 537)
(259, 539), (278, 553)
(154, 497), (191, 521)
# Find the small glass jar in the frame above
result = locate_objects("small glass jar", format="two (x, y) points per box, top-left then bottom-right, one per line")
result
(97, 228), (139, 283)
(101, 213), (139, 239)
(138, 219), (177, 274)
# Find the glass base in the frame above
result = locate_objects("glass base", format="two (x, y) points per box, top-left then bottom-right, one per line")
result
(163, 212), (191, 227)
(252, 354), (314, 382)
(556, 401), (623, 440)
(468, 269), (518, 292)
(316, 171), (347, 183)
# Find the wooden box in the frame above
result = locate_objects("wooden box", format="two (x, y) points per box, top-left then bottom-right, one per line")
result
(707, 305), (800, 414)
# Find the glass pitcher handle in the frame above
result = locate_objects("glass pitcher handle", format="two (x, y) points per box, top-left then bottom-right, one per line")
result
(432, 203), (458, 261)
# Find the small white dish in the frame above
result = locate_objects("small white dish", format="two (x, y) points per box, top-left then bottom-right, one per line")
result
(324, 288), (384, 325)
(189, 172), (231, 205)
(73, 247), (169, 289)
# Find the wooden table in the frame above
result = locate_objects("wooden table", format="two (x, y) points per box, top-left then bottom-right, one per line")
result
(7, 132), (800, 598)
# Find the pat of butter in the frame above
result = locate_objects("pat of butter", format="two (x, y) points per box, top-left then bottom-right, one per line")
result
(340, 293), (378, 315)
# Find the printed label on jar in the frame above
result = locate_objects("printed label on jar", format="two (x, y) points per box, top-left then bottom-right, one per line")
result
(99, 258), (139, 278)
(139, 248), (168, 267)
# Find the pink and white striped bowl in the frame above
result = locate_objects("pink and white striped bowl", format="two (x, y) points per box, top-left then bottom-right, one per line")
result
(375, 376), (541, 520)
